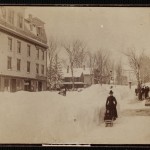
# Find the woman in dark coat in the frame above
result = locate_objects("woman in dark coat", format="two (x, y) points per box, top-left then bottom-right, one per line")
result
(106, 90), (118, 120)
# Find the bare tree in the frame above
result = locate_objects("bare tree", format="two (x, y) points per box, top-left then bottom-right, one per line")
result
(140, 55), (150, 84)
(71, 40), (87, 68)
(94, 48), (111, 85)
(62, 39), (87, 89)
(115, 60), (123, 85)
(86, 51), (97, 84)
(123, 48), (144, 88)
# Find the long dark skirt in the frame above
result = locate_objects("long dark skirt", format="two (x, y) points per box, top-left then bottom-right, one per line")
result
(106, 105), (118, 119)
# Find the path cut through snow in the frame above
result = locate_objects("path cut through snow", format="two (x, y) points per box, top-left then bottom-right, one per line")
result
(0, 84), (149, 144)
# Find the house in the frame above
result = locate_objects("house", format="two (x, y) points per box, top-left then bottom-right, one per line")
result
(61, 66), (94, 89)
(0, 7), (48, 92)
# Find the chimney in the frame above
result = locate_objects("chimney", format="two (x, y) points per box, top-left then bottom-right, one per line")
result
(67, 66), (69, 73)
(83, 65), (85, 70)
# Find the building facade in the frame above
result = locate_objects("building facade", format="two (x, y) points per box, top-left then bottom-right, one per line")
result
(61, 67), (94, 89)
(0, 7), (48, 92)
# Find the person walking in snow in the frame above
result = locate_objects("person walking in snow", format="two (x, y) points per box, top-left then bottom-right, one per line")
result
(106, 90), (118, 120)
(145, 86), (149, 99)
(138, 85), (142, 100)
(147, 86), (150, 98)
(63, 87), (67, 96)
(141, 86), (145, 100)
(135, 88), (138, 96)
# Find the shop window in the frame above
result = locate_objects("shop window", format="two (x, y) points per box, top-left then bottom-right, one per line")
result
(4, 79), (9, 90)
(17, 80), (22, 90)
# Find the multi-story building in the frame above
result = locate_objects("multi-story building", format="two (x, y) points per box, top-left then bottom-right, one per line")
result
(0, 7), (48, 92)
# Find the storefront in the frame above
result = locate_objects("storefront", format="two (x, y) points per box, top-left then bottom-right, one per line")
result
(0, 75), (47, 92)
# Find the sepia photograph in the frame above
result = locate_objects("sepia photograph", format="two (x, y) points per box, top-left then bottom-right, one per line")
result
(0, 6), (150, 145)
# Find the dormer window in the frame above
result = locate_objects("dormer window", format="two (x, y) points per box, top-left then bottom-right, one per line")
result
(37, 26), (42, 36)
(17, 14), (23, 28)
(1, 7), (6, 19)
(8, 9), (14, 25)
(30, 24), (33, 31)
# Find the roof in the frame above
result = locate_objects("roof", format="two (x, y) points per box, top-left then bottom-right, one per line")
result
(60, 82), (85, 85)
(25, 17), (45, 25)
(62, 68), (92, 78)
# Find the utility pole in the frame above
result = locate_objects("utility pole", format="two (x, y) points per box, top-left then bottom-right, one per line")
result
(55, 54), (58, 89)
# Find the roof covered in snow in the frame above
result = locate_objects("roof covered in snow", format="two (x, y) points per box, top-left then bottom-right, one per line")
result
(62, 68), (92, 78)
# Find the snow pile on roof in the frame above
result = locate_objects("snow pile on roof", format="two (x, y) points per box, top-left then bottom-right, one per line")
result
(62, 68), (91, 78)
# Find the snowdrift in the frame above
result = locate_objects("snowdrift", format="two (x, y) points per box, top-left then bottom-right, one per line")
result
(0, 84), (147, 144)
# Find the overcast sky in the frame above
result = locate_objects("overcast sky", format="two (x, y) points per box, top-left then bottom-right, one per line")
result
(26, 7), (150, 68)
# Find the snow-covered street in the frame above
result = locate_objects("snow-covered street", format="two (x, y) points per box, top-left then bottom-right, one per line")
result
(0, 84), (149, 144)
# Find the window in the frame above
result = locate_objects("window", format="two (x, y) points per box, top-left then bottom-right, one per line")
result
(17, 14), (23, 28)
(30, 24), (33, 31)
(37, 27), (42, 36)
(8, 38), (12, 51)
(7, 57), (12, 69)
(36, 64), (39, 74)
(8, 10), (14, 24)
(1, 7), (6, 19)
(17, 41), (21, 53)
(27, 61), (30, 73)
(17, 59), (21, 71)
(27, 45), (30, 57)
(36, 48), (39, 59)
(42, 50), (44, 60)
(41, 65), (44, 75)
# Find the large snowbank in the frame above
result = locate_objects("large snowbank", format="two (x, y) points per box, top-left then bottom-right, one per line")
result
(0, 84), (149, 144)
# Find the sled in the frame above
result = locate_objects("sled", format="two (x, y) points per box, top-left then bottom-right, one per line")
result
(105, 119), (113, 127)
(58, 89), (66, 96)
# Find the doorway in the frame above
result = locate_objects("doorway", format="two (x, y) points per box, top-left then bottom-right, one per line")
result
(11, 79), (16, 92)
(38, 81), (42, 91)
(24, 80), (31, 91)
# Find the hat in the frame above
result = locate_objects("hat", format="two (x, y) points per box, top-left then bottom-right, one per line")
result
(109, 90), (113, 94)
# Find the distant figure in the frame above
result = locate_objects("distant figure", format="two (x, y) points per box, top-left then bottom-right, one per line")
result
(145, 86), (150, 99)
(58, 87), (67, 96)
(141, 86), (145, 100)
(135, 88), (138, 96)
(105, 90), (118, 120)
(63, 87), (67, 96)
(110, 86), (113, 89)
(147, 86), (150, 98)
(138, 86), (142, 100)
